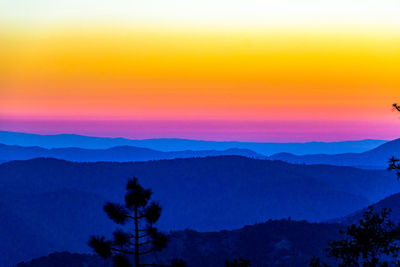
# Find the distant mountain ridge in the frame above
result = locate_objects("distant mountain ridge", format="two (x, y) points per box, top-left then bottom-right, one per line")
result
(269, 138), (400, 169)
(0, 143), (266, 162)
(0, 131), (386, 155)
(2, 136), (398, 167)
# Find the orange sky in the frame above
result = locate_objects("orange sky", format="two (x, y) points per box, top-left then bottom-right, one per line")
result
(1, 27), (400, 140)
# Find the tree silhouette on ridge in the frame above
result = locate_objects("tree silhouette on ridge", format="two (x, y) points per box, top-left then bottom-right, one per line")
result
(89, 177), (185, 267)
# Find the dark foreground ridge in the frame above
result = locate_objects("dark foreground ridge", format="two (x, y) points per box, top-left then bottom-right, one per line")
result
(17, 219), (343, 267)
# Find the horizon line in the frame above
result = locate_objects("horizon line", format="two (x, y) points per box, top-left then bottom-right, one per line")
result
(0, 130), (390, 144)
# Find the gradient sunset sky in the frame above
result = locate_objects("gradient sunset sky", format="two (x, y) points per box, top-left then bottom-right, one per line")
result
(1, 0), (400, 141)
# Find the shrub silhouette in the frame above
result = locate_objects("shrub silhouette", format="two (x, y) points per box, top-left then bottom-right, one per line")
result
(89, 177), (185, 267)
(310, 207), (400, 267)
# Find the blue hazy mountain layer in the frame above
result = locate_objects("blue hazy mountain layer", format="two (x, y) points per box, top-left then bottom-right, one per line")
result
(0, 131), (387, 155)
(1, 136), (398, 168)
(332, 191), (400, 225)
(0, 156), (399, 265)
(269, 137), (400, 169)
(0, 143), (266, 162)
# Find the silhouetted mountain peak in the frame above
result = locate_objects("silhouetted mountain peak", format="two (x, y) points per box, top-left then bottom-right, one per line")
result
(269, 137), (400, 169)
(364, 138), (400, 155)
(334, 191), (400, 225)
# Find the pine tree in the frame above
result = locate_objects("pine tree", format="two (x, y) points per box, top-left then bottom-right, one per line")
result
(309, 207), (400, 267)
(89, 177), (186, 267)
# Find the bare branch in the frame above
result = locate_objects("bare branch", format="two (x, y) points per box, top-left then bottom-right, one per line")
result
(111, 247), (134, 255)
(139, 248), (155, 255)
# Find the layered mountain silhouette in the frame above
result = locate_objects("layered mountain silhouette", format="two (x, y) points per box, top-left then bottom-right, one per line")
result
(16, 220), (343, 267)
(16, 192), (400, 267)
(0, 189), (113, 267)
(269, 138), (400, 169)
(333, 191), (400, 225)
(3, 137), (399, 167)
(1, 156), (399, 265)
(0, 143), (265, 162)
(17, 191), (400, 267)
(0, 131), (386, 155)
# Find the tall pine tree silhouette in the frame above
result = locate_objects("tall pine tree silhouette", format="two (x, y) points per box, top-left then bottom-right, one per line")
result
(89, 177), (185, 267)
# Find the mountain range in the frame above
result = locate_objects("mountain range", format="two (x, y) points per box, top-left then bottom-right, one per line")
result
(16, 191), (400, 267)
(17, 190), (400, 267)
(0, 131), (386, 155)
(1, 156), (399, 266)
(1, 132), (399, 266)
(269, 138), (400, 169)
(1, 136), (399, 169)
(0, 143), (265, 162)
(16, 219), (343, 267)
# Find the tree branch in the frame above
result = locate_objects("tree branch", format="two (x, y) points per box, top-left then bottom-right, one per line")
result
(139, 248), (155, 255)
(138, 240), (153, 246)
(138, 233), (150, 238)
(111, 247), (134, 255)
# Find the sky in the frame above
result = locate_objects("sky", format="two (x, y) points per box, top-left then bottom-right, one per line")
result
(1, 0), (400, 142)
